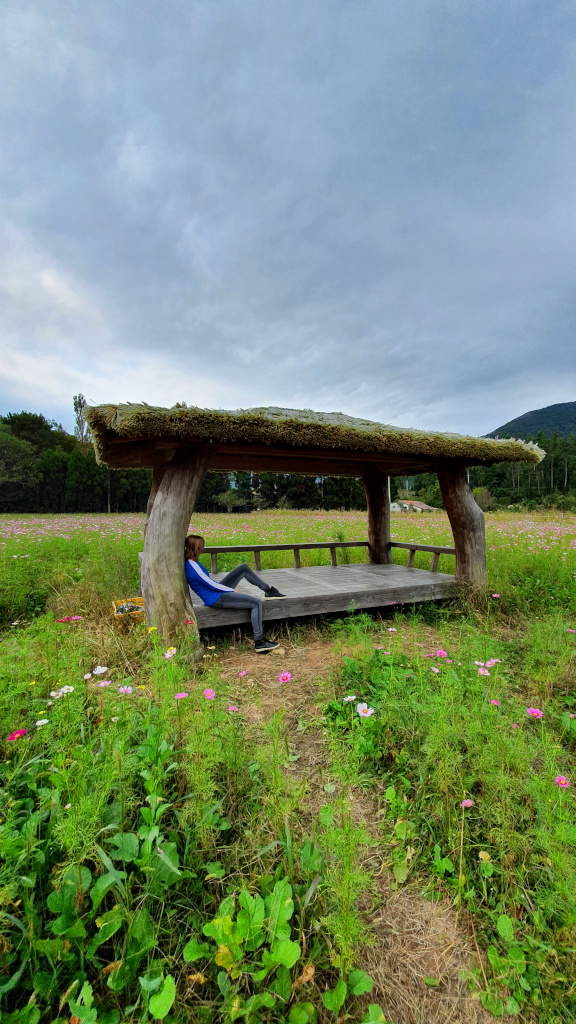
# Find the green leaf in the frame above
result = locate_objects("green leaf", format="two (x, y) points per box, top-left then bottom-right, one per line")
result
(505, 996), (521, 1015)
(149, 974), (176, 1019)
(182, 937), (212, 962)
(392, 861), (409, 884)
(423, 976), (440, 987)
(99, 1012), (121, 1024)
(271, 938), (301, 968)
(289, 1003), (317, 1024)
(394, 820), (407, 840)
(204, 860), (226, 879)
(300, 839), (323, 874)
(361, 1005), (387, 1023)
(348, 969), (374, 995)
(62, 865), (92, 892)
(34, 938), (66, 956)
(507, 946), (527, 975)
(322, 977), (347, 1012)
(480, 990), (504, 1016)
(237, 889), (266, 950)
(497, 914), (514, 943)
(110, 832), (140, 862)
(217, 970), (231, 998)
(319, 805), (334, 826)
(265, 878), (294, 942)
(90, 873), (119, 914)
(86, 914), (123, 958)
(271, 964), (292, 1003)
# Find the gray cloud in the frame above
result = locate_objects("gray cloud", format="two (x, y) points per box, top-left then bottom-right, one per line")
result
(1, 0), (575, 435)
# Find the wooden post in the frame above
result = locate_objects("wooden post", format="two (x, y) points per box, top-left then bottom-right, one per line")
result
(141, 449), (210, 639)
(144, 464), (168, 540)
(362, 471), (392, 564)
(436, 462), (487, 585)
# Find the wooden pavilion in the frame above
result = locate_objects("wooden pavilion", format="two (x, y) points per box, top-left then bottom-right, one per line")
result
(86, 404), (544, 638)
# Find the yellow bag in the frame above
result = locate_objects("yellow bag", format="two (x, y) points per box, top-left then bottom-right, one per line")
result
(112, 597), (145, 623)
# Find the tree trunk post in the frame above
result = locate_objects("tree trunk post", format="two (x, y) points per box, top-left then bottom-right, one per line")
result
(141, 449), (210, 639)
(144, 464), (168, 540)
(437, 462), (487, 585)
(362, 471), (392, 564)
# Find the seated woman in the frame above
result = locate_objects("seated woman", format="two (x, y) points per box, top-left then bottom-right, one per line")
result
(185, 534), (286, 653)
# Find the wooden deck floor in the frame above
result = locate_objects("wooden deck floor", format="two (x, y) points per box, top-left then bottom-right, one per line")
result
(192, 562), (457, 629)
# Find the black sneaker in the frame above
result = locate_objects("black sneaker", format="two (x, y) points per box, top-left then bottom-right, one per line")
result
(254, 637), (280, 653)
(264, 587), (286, 600)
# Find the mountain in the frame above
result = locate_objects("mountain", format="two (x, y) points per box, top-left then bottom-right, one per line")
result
(488, 401), (576, 439)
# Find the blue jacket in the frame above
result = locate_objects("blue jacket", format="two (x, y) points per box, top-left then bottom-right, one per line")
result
(185, 559), (234, 607)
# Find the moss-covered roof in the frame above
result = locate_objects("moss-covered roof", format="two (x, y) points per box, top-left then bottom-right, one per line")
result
(86, 403), (545, 469)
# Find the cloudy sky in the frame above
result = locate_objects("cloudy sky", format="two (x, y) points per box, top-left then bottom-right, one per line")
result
(2, 0), (575, 436)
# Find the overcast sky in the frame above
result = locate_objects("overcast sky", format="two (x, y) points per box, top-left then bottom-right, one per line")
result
(2, 0), (575, 437)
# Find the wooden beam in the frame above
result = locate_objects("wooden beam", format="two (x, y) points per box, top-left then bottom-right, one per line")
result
(141, 448), (210, 639)
(362, 471), (392, 564)
(436, 462), (487, 585)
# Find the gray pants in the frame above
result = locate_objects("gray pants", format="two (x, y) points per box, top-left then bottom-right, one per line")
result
(212, 563), (268, 639)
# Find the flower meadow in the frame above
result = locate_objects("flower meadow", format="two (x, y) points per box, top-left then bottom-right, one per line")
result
(0, 510), (575, 1023)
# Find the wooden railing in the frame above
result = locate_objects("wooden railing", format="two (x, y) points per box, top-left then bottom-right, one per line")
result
(202, 540), (456, 574)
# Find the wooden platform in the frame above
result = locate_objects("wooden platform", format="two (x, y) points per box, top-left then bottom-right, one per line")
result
(191, 562), (457, 629)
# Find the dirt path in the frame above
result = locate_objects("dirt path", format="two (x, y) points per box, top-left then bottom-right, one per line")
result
(212, 636), (505, 1024)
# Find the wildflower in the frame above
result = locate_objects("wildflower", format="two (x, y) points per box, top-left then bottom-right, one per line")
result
(60, 685), (74, 694)
(238, 670), (248, 677)
(174, 692), (188, 700)
(7, 729), (27, 740)
(36, 719), (49, 727)
(343, 695), (357, 702)
(64, 803), (71, 810)
(512, 723), (518, 729)
(148, 626), (157, 633)
(207, 645), (216, 650)
(568, 629), (575, 633)
(29, 680), (35, 686)
(474, 661), (485, 666)
(436, 649), (448, 657)
(492, 594), (500, 598)
(279, 671), (292, 683)
(164, 647), (177, 659)
(431, 666), (440, 674)
(527, 707), (543, 719)
(460, 799), (473, 808)
(375, 645), (383, 650)
(490, 699), (500, 706)
(83, 672), (92, 680)
(388, 627), (397, 632)
(555, 776), (570, 788)
(357, 703), (375, 718)
(228, 705), (239, 712)
(71, 616), (82, 621)
(93, 666), (108, 675)
(479, 668), (490, 676)
(97, 680), (111, 688)
(203, 688), (215, 700)
(119, 686), (133, 695)
(111, 716), (119, 722)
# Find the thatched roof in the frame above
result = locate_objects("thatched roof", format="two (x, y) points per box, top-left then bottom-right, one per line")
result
(86, 403), (545, 474)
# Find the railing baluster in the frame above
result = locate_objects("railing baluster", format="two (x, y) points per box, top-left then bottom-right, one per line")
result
(211, 552), (218, 573)
(330, 545), (337, 567)
(430, 551), (440, 573)
(254, 550), (261, 571)
(293, 548), (301, 568)
(407, 548), (415, 568)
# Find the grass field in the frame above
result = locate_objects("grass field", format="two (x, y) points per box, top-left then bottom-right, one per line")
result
(0, 511), (575, 1024)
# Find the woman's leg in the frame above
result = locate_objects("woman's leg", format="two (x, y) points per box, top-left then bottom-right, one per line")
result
(220, 562), (268, 592)
(212, 591), (263, 638)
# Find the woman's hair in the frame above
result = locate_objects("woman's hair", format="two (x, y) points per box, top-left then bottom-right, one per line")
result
(185, 534), (205, 560)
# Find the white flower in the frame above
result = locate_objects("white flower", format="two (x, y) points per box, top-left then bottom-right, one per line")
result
(343, 695), (357, 702)
(35, 719), (49, 727)
(60, 685), (74, 694)
(83, 672), (92, 680)
(357, 703), (375, 718)
(111, 716), (119, 722)
(93, 666), (108, 675)
(49, 691), (58, 697)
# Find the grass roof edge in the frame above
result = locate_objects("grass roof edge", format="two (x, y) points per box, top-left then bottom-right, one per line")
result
(85, 403), (546, 467)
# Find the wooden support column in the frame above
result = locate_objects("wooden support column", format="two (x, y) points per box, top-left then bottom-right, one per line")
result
(362, 471), (392, 564)
(436, 462), (487, 585)
(141, 448), (210, 639)
(144, 464), (168, 540)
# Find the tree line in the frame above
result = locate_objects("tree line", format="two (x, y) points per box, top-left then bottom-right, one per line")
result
(1, 404), (575, 514)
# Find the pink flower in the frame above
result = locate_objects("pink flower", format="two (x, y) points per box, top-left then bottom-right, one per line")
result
(567, 629), (575, 634)
(492, 594), (500, 598)
(238, 670), (248, 677)
(512, 723), (518, 729)
(357, 703), (375, 718)
(203, 688), (215, 700)
(279, 672), (292, 683)
(164, 647), (177, 659)
(555, 776), (570, 788)
(7, 729), (27, 741)
(460, 799), (473, 808)
(527, 707), (543, 719)
(174, 692), (188, 700)
(375, 645), (383, 650)
(436, 649), (447, 658)
(119, 686), (133, 695)
(388, 627), (397, 632)
(490, 699), (500, 706)
(343, 695), (357, 702)
(228, 705), (239, 712)
(431, 666), (440, 674)
(97, 680), (111, 688)
(479, 667), (490, 676)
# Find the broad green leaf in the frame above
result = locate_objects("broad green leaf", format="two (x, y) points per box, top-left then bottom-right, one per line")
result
(90, 873), (119, 913)
(215, 945), (237, 971)
(265, 878), (294, 942)
(271, 964), (292, 1002)
(507, 946), (527, 975)
(203, 915), (235, 944)
(505, 996), (521, 1015)
(487, 946), (505, 973)
(394, 820), (407, 840)
(423, 976), (440, 987)
(348, 969), (374, 995)
(63, 865), (92, 892)
(204, 860), (226, 879)
(182, 937), (212, 962)
(34, 938), (66, 956)
(497, 914), (514, 943)
(237, 890), (266, 950)
(110, 832), (140, 862)
(322, 978), (347, 1012)
(361, 1006), (387, 1023)
(99, 1012), (121, 1024)
(139, 972), (163, 993)
(217, 971), (231, 997)
(319, 805), (334, 826)
(480, 990), (504, 1016)
(289, 1003), (317, 1024)
(300, 839), (323, 874)
(86, 915), (123, 958)
(149, 974), (176, 1019)
(393, 861), (409, 884)
(219, 894), (237, 917)
(271, 938), (301, 968)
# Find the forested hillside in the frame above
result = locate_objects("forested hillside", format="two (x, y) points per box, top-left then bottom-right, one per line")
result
(489, 400), (576, 438)
(2, 406), (576, 513)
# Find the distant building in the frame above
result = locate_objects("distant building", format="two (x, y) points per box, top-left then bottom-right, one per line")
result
(390, 499), (438, 513)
